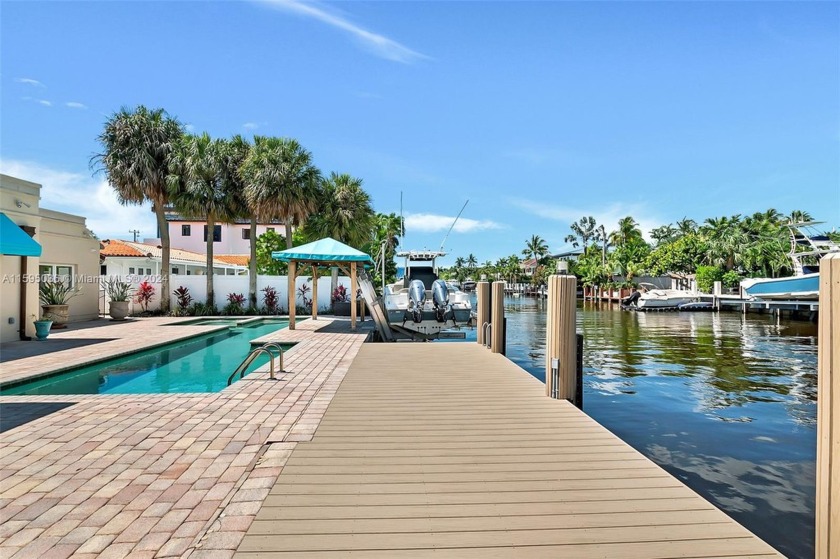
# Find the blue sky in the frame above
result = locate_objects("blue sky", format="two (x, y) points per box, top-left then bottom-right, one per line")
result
(2, 0), (838, 265)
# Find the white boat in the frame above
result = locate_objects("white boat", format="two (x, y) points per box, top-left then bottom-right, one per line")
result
(741, 222), (839, 301)
(383, 250), (472, 339)
(628, 283), (699, 309)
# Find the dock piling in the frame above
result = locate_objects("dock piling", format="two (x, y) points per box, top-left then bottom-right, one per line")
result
(546, 274), (577, 401)
(817, 252), (840, 558)
(490, 281), (505, 354)
(476, 281), (490, 346)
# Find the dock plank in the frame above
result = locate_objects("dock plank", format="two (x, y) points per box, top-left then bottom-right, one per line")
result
(235, 343), (781, 557)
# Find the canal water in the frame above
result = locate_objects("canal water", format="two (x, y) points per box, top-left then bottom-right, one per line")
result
(462, 295), (816, 558)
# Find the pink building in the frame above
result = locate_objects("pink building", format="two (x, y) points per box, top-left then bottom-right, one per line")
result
(154, 213), (286, 256)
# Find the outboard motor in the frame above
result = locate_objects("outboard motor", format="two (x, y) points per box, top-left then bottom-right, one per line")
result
(432, 279), (450, 322)
(621, 290), (642, 308)
(407, 279), (426, 323)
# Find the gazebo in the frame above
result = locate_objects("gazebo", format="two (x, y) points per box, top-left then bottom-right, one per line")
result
(272, 237), (374, 330)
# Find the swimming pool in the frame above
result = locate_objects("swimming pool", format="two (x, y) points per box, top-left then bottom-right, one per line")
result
(1, 319), (292, 395)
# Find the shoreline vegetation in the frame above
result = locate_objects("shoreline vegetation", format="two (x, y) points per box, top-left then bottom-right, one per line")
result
(92, 106), (836, 318)
(442, 213), (839, 294)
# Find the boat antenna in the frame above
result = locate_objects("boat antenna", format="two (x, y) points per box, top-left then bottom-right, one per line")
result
(400, 191), (405, 239)
(439, 199), (469, 253)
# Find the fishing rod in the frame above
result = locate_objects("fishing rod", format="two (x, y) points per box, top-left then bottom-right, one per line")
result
(439, 199), (469, 253)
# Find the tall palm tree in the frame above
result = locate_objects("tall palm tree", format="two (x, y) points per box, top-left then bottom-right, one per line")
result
(650, 224), (677, 246)
(467, 254), (478, 271)
(216, 135), (254, 306)
(522, 234), (549, 263)
(370, 213), (403, 287)
(169, 133), (239, 307)
(303, 173), (375, 248)
(611, 216), (643, 247)
(93, 105), (183, 313)
(241, 136), (321, 249)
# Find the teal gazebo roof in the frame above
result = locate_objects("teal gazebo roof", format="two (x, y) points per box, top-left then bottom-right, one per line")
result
(0, 213), (42, 257)
(271, 237), (374, 264)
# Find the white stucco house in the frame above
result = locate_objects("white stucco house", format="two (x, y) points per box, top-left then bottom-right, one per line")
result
(0, 174), (100, 343)
(100, 239), (248, 277)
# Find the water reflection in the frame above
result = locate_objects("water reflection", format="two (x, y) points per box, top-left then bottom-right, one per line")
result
(492, 296), (816, 558)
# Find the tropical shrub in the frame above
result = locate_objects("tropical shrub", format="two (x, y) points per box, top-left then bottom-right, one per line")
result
(173, 286), (193, 311)
(134, 281), (155, 312)
(297, 283), (312, 312)
(39, 281), (81, 305)
(332, 285), (348, 303)
(189, 302), (217, 316)
(722, 270), (743, 290)
(103, 278), (131, 302)
(262, 286), (279, 314)
(695, 266), (724, 293)
(224, 292), (246, 315)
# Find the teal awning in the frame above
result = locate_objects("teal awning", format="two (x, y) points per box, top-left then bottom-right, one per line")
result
(0, 213), (41, 257)
(272, 237), (374, 264)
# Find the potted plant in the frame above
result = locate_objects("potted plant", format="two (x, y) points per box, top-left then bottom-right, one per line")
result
(103, 278), (132, 320)
(32, 313), (52, 341)
(39, 281), (80, 328)
(331, 285), (361, 316)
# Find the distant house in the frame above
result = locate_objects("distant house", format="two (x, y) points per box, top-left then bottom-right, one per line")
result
(550, 245), (584, 262)
(100, 239), (247, 277)
(520, 258), (539, 276)
(0, 174), (100, 342)
(156, 211), (285, 256)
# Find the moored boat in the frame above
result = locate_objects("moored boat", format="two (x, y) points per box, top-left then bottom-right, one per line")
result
(742, 222), (838, 301)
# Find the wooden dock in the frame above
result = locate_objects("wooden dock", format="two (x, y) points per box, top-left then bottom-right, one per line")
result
(235, 343), (781, 558)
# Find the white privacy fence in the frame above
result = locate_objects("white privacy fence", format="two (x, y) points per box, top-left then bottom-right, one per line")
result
(99, 274), (352, 314)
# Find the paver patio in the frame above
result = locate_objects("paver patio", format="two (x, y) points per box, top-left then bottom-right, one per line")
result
(0, 317), (369, 558)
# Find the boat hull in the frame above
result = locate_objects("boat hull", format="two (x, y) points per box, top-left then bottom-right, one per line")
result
(741, 273), (820, 300)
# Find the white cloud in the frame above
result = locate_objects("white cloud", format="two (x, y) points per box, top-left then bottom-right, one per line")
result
(510, 198), (662, 242)
(404, 213), (503, 234)
(0, 159), (158, 241)
(242, 121), (266, 130)
(257, 0), (428, 64)
(185, 123), (196, 132)
(15, 77), (45, 87)
(65, 101), (87, 109)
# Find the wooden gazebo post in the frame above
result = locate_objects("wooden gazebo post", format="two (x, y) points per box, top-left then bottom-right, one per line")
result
(311, 264), (318, 321)
(288, 260), (296, 330)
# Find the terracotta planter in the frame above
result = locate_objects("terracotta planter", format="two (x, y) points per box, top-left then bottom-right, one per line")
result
(41, 304), (70, 327)
(109, 301), (130, 321)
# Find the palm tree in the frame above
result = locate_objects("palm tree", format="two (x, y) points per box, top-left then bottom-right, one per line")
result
(467, 254), (478, 271)
(650, 224), (677, 246)
(241, 136), (321, 249)
(788, 210), (813, 224)
(304, 173), (375, 248)
(676, 217), (697, 236)
(169, 133), (239, 307)
(611, 216), (643, 247)
(93, 105), (183, 313)
(370, 213), (403, 287)
(522, 234), (549, 263)
(217, 135), (255, 306)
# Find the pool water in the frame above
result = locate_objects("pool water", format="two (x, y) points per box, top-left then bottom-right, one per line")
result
(1, 319), (291, 395)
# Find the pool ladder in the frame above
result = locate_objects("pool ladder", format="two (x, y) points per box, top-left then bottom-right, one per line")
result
(227, 342), (286, 386)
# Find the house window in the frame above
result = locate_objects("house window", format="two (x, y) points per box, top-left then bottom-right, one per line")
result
(267, 227), (275, 233)
(100, 265), (107, 275)
(128, 267), (135, 275)
(242, 229), (250, 240)
(204, 225), (222, 242)
(182, 224), (191, 236)
(39, 264), (74, 287)
(146, 268), (153, 275)
(172, 267), (180, 275)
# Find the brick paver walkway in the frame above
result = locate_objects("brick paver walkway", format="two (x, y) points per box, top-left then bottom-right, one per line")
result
(0, 318), (369, 558)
